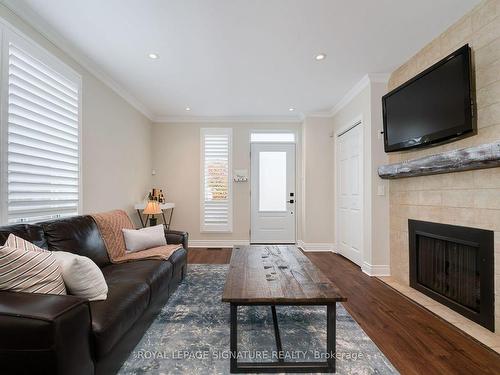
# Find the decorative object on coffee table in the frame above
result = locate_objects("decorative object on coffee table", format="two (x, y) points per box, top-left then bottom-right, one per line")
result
(143, 200), (162, 226)
(223, 245), (347, 373)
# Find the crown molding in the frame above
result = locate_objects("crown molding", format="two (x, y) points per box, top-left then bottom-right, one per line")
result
(152, 115), (304, 124)
(368, 73), (391, 83)
(306, 111), (336, 118)
(1, 0), (155, 120)
(329, 74), (371, 117)
(307, 73), (390, 119)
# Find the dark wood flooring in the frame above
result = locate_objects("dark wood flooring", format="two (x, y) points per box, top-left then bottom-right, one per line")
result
(187, 248), (500, 375)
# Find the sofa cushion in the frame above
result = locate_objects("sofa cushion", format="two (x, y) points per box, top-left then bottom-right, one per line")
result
(101, 260), (172, 303)
(0, 224), (47, 249)
(90, 280), (149, 359)
(41, 216), (111, 268)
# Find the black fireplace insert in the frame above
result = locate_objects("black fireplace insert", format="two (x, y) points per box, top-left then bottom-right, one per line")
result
(409, 219), (494, 331)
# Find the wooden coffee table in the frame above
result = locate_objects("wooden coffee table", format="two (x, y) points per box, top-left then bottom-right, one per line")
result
(222, 245), (346, 373)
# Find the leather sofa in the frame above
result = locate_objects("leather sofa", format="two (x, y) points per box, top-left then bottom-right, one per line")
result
(0, 215), (188, 375)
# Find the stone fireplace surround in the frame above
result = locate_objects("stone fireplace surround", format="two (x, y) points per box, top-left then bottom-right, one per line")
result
(380, 0), (500, 353)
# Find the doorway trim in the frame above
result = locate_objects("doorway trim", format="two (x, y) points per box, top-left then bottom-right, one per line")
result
(334, 115), (364, 266)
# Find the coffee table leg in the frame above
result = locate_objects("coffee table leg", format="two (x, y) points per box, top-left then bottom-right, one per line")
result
(230, 303), (238, 373)
(327, 303), (336, 372)
(271, 306), (284, 362)
(229, 303), (337, 373)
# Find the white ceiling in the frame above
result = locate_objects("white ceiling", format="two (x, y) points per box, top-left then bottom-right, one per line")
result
(5, 0), (480, 121)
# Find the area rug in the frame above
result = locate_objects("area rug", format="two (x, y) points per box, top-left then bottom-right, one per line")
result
(118, 265), (398, 374)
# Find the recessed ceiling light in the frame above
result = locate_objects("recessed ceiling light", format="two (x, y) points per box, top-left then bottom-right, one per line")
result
(315, 53), (326, 61)
(148, 53), (159, 59)
(289, 108), (295, 112)
(185, 107), (191, 111)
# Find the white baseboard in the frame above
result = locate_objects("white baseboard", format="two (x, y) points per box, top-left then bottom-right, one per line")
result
(361, 262), (391, 276)
(189, 240), (250, 248)
(297, 240), (335, 252)
(190, 240), (336, 251)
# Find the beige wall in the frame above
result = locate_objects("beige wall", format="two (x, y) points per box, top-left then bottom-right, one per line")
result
(301, 117), (334, 246)
(81, 77), (152, 220)
(151, 122), (300, 244)
(387, 0), (500, 330)
(0, 5), (152, 225)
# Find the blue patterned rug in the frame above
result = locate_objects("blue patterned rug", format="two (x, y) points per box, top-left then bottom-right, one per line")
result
(118, 265), (398, 374)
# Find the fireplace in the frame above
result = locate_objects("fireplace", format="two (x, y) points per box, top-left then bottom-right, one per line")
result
(409, 220), (494, 331)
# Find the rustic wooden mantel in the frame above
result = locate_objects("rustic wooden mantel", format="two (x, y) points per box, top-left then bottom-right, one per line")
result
(378, 141), (500, 179)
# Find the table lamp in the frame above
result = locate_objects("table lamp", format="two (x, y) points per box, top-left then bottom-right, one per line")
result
(143, 200), (162, 226)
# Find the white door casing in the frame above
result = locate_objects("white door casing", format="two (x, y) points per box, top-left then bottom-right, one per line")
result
(336, 121), (363, 265)
(251, 143), (296, 243)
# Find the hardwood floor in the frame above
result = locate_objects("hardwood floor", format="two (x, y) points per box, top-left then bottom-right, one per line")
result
(188, 247), (500, 375)
(188, 247), (232, 263)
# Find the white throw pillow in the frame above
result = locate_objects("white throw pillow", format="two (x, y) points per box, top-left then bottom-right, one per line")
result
(52, 251), (108, 301)
(122, 224), (167, 253)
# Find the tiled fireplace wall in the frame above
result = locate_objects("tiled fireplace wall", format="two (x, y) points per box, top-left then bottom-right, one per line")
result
(387, 0), (500, 331)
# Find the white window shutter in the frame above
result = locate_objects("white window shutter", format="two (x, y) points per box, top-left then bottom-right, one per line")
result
(200, 128), (232, 232)
(6, 41), (81, 224)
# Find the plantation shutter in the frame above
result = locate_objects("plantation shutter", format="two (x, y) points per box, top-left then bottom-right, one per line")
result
(6, 41), (81, 224)
(201, 128), (232, 232)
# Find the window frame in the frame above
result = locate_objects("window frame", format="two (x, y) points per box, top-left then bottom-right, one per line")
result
(250, 131), (296, 143)
(200, 127), (233, 233)
(0, 22), (82, 225)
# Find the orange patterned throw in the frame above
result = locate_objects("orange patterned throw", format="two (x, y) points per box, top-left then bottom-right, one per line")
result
(91, 210), (181, 263)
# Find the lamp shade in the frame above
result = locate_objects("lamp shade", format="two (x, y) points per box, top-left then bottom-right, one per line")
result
(143, 200), (162, 215)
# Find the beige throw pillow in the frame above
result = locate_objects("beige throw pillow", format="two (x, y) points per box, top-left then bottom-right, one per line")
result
(52, 251), (108, 301)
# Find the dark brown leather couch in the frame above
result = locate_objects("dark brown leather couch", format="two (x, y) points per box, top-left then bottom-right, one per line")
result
(0, 215), (188, 375)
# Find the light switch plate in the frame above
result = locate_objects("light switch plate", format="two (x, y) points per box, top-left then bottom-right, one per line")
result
(377, 184), (385, 196)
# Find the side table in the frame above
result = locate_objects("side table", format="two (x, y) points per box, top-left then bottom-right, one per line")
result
(134, 202), (175, 228)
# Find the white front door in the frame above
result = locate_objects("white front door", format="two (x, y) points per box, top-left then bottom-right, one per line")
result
(251, 143), (295, 243)
(337, 123), (363, 265)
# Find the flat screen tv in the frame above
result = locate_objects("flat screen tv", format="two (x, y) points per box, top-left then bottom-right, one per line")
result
(382, 44), (475, 152)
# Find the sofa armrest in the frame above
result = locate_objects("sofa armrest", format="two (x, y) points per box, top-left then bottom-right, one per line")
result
(0, 291), (94, 375)
(165, 229), (189, 249)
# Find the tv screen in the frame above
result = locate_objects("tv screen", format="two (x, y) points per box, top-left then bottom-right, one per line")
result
(382, 44), (474, 152)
